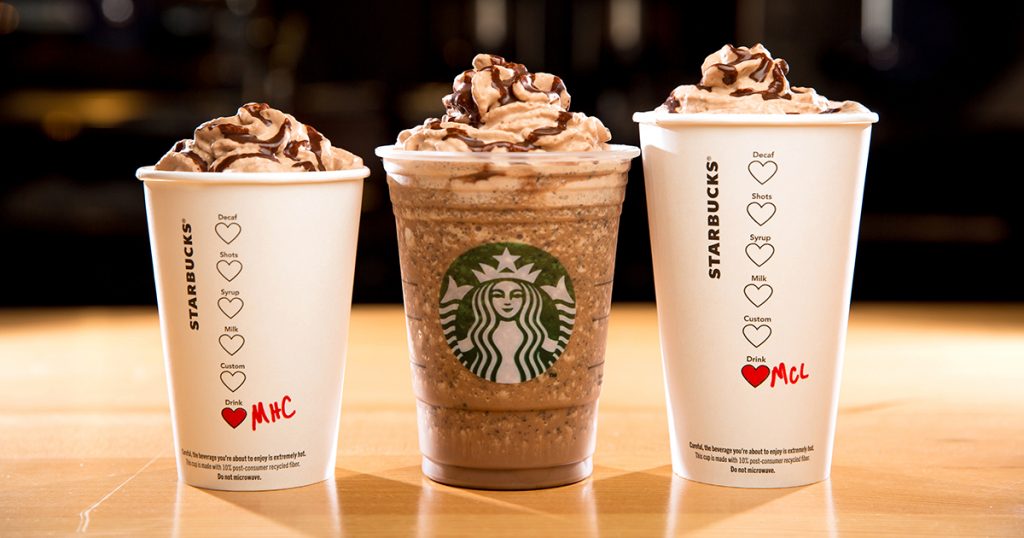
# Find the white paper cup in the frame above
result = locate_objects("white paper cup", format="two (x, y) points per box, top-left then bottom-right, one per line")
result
(633, 111), (878, 488)
(137, 166), (369, 491)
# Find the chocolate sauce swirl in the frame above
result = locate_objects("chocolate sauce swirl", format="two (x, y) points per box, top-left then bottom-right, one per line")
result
(154, 102), (363, 172)
(659, 44), (868, 115)
(171, 139), (209, 171)
(397, 55), (611, 152)
(218, 120), (291, 154)
(213, 152), (279, 172)
(441, 54), (571, 128)
(443, 72), (481, 126)
(243, 103), (274, 126)
(698, 45), (790, 101)
(306, 125), (328, 171)
(439, 110), (574, 153)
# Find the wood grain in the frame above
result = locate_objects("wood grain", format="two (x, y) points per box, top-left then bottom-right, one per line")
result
(0, 304), (1021, 536)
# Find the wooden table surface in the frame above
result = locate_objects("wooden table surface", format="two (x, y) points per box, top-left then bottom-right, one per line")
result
(1, 304), (1021, 536)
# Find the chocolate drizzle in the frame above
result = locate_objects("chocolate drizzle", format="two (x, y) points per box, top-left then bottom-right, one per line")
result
(696, 44), (792, 101)
(305, 125), (327, 171)
(663, 95), (681, 112)
(171, 139), (208, 171)
(487, 63), (517, 106)
(164, 104), (331, 172)
(550, 77), (566, 97)
(283, 139), (307, 159)
(727, 44), (753, 62)
(715, 64), (739, 86)
(211, 118), (322, 171)
(443, 128), (533, 152)
(213, 152), (279, 172)
(243, 103), (274, 126)
(441, 55), (570, 128)
(401, 56), (605, 151)
(519, 71), (566, 105)
(218, 119), (290, 150)
(283, 138), (320, 170)
(443, 71), (481, 126)
(181, 151), (208, 171)
(749, 56), (772, 82)
(441, 110), (574, 152)
(524, 111), (572, 145)
(659, 46), (867, 114)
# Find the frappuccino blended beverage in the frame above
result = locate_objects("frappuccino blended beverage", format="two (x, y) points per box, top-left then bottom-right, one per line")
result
(378, 54), (638, 489)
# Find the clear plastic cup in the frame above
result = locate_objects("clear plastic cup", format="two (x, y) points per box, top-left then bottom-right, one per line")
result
(377, 145), (639, 489)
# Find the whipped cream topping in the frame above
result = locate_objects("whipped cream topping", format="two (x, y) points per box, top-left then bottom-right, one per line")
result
(399, 54), (611, 152)
(660, 44), (869, 114)
(155, 103), (363, 172)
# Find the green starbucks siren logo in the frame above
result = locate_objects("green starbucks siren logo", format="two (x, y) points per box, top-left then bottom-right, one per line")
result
(440, 242), (576, 384)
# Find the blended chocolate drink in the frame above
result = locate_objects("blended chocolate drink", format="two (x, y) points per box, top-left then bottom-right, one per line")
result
(377, 54), (638, 489)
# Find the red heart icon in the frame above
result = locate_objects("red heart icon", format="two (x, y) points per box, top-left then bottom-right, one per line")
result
(742, 365), (770, 388)
(222, 407), (247, 429)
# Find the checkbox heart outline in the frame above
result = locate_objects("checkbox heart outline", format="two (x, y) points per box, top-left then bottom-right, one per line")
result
(219, 334), (245, 356)
(748, 160), (778, 184)
(743, 284), (773, 308)
(745, 243), (775, 267)
(215, 223), (242, 244)
(218, 297), (244, 319)
(220, 370), (246, 392)
(746, 202), (777, 226)
(217, 260), (243, 282)
(742, 324), (772, 348)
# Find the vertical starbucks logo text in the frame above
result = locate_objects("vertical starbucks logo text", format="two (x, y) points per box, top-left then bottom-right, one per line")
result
(439, 242), (576, 384)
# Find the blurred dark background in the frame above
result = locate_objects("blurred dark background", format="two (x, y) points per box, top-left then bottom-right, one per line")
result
(1, 0), (1021, 306)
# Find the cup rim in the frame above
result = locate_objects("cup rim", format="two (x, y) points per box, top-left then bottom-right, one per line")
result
(632, 111), (879, 126)
(374, 144), (641, 163)
(136, 165), (371, 184)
